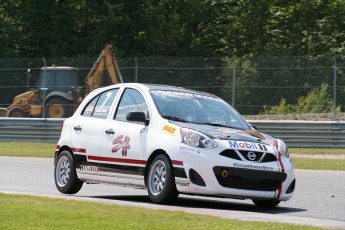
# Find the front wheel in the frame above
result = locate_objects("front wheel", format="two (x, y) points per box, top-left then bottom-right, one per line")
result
(147, 154), (178, 203)
(54, 150), (83, 194)
(252, 199), (281, 208)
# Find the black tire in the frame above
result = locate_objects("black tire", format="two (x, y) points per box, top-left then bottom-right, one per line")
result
(252, 199), (281, 208)
(45, 97), (70, 118)
(8, 107), (26, 117)
(147, 154), (178, 203)
(54, 150), (83, 194)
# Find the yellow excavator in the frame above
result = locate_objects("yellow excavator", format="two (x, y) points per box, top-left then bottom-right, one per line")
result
(0, 45), (123, 118)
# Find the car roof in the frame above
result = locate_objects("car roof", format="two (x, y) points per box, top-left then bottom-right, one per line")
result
(114, 83), (208, 95)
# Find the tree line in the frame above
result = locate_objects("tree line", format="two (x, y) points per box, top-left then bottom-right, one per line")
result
(1, 0), (345, 58)
(0, 0), (345, 115)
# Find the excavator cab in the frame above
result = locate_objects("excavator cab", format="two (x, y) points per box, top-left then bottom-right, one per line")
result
(38, 67), (80, 101)
(38, 66), (83, 118)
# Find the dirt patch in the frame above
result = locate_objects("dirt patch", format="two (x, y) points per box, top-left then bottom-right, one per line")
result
(244, 113), (345, 121)
(291, 154), (345, 159)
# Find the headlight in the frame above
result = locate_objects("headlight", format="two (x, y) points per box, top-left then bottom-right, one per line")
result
(277, 138), (289, 158)
(180, 128), (217, 149)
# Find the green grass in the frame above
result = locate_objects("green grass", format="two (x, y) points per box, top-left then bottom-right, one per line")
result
(0, 193), (323, 230)
(1, 142), (345, 171)
(290, 148), (345, 155)
(292, 157), (345, 171)
(0, 142), (56, 158)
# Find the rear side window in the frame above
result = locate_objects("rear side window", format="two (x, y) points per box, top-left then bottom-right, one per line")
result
(82, 88), (119, 118)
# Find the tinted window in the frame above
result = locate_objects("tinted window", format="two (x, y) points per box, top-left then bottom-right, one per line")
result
(115, 88), (148, 121)
(82, 88), (119, 118)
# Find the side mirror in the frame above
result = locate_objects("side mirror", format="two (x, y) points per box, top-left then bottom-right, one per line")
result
(126, 111), (149, 126)
(251, 124), (257, 130)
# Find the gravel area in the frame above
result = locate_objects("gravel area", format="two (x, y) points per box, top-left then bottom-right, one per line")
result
(244, 112), (345, 121)
(291, 154), (345, 159)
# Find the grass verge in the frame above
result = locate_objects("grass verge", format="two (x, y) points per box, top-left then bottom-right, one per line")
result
(292, 157), (345, 171)
(0, 142), (56, 158)
(290, 148), (345, 155)
(0, 193), (323, 230)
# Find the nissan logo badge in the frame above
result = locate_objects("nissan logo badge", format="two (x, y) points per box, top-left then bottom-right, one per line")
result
(247, 152), (256, 161)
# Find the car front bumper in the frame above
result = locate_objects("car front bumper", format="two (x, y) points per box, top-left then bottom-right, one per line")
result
(172, 141), (295, 201)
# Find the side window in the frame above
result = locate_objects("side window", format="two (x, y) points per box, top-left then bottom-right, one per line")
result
(82, 88), (119, 118)
(115, 88), (148, 121)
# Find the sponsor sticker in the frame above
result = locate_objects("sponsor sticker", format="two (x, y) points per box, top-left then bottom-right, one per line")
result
(153, 90), (222, 101)
(179, 146), (201, 154)
(162, 125), (176, 134)
(229, 140), (268, 151)
(80, 165), (99, 172)
(112, 135), (131, 156)
(176, 181), (190, 187)
(233, 162), (274, 171)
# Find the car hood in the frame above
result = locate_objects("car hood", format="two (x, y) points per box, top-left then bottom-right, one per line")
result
(170, 121), (274, 145)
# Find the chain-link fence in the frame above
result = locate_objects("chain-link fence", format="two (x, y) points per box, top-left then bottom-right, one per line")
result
(0, 56), (344, 117)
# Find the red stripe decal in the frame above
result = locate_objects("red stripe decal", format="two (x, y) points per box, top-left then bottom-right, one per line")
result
(65, 146), (183, 167)
(88, 155), (147, 165)
(276, 153), (284, 199)
(71, 148), (87, 154)
(276, 184), (282, 199)
(278, 154), (285, 173)
(172, 160), (183, 166)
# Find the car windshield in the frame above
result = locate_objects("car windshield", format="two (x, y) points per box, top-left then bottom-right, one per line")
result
(150, 89), (250, 130)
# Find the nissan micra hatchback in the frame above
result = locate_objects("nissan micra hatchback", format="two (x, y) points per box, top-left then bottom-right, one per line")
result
(54, 83), (295, 207)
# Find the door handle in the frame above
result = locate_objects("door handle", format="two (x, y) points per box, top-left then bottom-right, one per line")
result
(74, 125), (82, 131)
(105, 128), (115, 134)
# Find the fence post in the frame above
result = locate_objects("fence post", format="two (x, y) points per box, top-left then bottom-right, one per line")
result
(134, 57), (138, 83)
(232, 65), (236, 107)
(333, 56), (337, 120)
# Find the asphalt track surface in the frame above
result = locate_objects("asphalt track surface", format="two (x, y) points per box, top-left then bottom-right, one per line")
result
(1, 156), (344, 229)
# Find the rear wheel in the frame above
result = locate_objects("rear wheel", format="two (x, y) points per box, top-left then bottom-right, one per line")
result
(252, 199), (281, 208)
(54, 150), (83, 194)
(45, 98), (70, 118)
(8, 107), (26, 117)
(147, 154), (178, 203)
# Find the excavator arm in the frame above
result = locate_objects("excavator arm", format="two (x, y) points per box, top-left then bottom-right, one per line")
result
(84, 45), (124, 94)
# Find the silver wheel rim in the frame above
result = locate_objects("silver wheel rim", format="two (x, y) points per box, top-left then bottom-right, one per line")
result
(56, 155), (71, 187)
(148, 160), (167, 196)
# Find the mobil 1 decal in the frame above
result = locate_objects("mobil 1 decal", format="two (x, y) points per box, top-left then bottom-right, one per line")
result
(229, 141), (267, 151)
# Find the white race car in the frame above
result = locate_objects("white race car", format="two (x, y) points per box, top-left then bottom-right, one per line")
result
(54, 83), (295, 207)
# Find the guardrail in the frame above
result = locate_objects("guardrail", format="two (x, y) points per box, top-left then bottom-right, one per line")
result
(1, 118), (345, 148)
(249, 120), (345, 148)
(0, 118), (63, 143)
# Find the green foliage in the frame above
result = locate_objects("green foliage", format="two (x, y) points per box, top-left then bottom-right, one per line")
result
(1, 1), (345, 114)
(295, 83), (333, 113)
(1, 0), (345, 58)
(262, 99), (293, 115)
(261, 83), (335, 115)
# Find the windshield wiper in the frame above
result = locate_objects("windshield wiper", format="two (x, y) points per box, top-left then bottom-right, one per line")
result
(161, 115), (190, 123)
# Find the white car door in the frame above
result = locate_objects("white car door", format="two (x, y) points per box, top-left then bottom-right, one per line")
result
(99, 87), (149, 182)
(70, 88), (119, 167)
